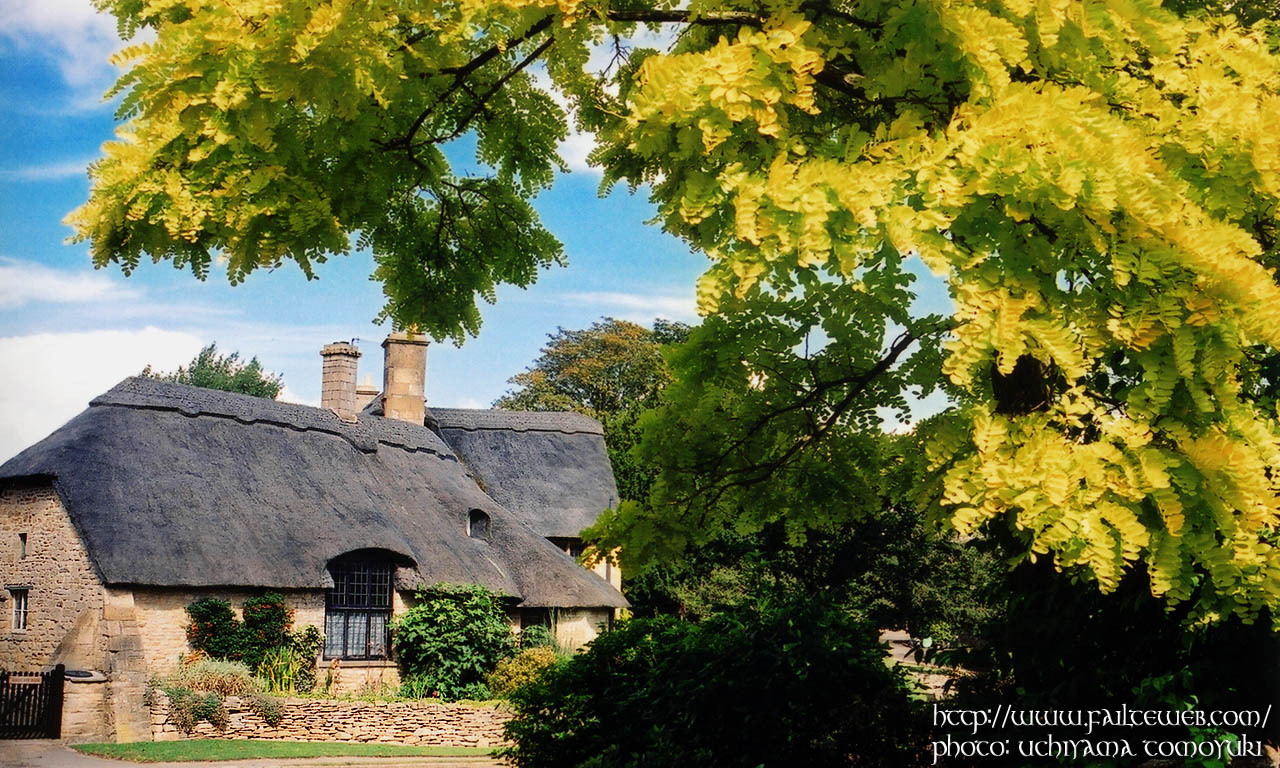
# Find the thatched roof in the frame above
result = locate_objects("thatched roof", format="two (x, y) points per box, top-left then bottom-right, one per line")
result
(0, 378), (625, 609)
(428, 409), (620, 538)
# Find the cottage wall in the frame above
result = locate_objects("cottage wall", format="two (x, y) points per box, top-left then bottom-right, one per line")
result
(550, 608), (611, 650)
(0, 484), (106, 671)
(130, 586), (405, 695)
(130, 588), (326, 677)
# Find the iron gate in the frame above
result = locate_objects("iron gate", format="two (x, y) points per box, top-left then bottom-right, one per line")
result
(0, 665), (63, 739)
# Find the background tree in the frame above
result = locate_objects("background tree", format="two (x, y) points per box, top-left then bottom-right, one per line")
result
(78, 0), (1280, 622)
(499, 316), (999, 638)
(495, 317), (690, 503)
(141, 343), (284, 399)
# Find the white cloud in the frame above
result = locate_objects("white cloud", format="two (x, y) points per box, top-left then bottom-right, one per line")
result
(0, 327), (204, 462)
(559, 131), (598, 174)
(559, 291), (698, 322)
(0, 0), (142, 105)
(0, 257), (141, 309)
(0, 157), (96, 182)
(278, 385), (319, 408)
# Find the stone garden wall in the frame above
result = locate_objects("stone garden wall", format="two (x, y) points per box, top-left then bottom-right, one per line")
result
(149, 691), (512, 747)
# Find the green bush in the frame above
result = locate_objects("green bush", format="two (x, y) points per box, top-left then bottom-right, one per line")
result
(290, 625), (323, 693)
(169, 658), (259, 696)
(391, 584), (515, 701)
(184, 594), (304, 677)
(487, 647), (560, 698)
(185, 599), (243, 661)
(502, 596), (932, 768)
(164, 687), (228, 733)
(246, 692), (284, 727)
(241, 593), (294, 670)
(516, 624), (555, 650)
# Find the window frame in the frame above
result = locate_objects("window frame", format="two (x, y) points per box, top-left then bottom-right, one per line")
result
(10, 587), (29, 632)
(323, 555), (393, 661)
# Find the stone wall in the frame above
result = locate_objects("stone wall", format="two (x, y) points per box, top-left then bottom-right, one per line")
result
(150, 692), (511, 747)
(0, 483), (106, 670)
(62, 678), (112, 743)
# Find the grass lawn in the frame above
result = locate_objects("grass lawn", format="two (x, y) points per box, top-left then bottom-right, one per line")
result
(72, 739), (497, 762)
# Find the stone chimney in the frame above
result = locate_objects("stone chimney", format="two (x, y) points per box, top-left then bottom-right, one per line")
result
(381, 332), (429, 425)
(320, 341), (361, 421)
(355, 375), (380, 412)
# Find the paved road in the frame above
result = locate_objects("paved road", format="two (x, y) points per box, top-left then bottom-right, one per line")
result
(0, 741), (503, 768)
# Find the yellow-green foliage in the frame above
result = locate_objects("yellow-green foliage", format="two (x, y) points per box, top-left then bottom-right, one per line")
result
(487, 647), (561, 697)
(77, 0), (1279, 623)
(593, 1), (1280, 626)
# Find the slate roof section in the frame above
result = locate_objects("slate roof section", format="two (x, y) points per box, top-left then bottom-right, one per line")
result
(0, 378), (626, 609)
(429, 408), (620, 539)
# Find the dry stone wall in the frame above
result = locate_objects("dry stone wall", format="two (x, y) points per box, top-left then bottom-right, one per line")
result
(150, 692), (511, 747)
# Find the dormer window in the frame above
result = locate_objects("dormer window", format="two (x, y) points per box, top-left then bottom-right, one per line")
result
(468, 509), (491, 541)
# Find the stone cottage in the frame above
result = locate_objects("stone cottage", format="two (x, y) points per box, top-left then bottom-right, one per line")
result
(0, 333), (627, 741)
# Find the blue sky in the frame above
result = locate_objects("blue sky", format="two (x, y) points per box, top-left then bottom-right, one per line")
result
(0, 1), (951, 462)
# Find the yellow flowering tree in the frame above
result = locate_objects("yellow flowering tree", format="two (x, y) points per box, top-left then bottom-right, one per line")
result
(73, 0), (1280, 624)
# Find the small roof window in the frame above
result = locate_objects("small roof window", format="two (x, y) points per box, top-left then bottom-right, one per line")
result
(468, 509), (491, 542)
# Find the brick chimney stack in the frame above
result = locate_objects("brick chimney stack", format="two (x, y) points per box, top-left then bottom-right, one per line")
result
(320, 342), (361, 422)
(381, 332), (428, 425)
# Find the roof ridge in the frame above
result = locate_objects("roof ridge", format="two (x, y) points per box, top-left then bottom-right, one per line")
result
(92, 377), (458, 459)
(429, 407), (604, 436)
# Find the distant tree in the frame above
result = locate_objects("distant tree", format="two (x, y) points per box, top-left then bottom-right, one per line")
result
(495, 318), (689, 426)
(142, 343), (284, 400)
(496, 318), (691, 503)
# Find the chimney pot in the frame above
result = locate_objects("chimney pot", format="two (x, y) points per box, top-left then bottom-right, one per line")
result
(320, 342), (361, 421)
(381, 332), (428, 425)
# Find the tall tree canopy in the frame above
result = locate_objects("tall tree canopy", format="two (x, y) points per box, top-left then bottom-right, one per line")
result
(141, 343), (285, 399)
(75, 0), (1280, 624)
(495, 317), (688, 424)
(495, 317), (690, 502)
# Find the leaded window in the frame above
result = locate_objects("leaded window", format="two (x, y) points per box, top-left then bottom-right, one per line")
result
(324, 555), (392, 659)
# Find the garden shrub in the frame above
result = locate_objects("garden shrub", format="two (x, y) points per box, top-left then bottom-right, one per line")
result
(391, 583), (514, 701)
(517, 624), (555, 650)
(164, 687), (228, 733)
(487, 647), (559, 698)
(241, 592), (294, 670)
(169, 658), (259, 696)
(184, 594), (307, 678)
(185, 598), (243, 661)
(290, 625), (324, 693)
(503, 596), (932, 768)
(246, 692), (284, 727)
